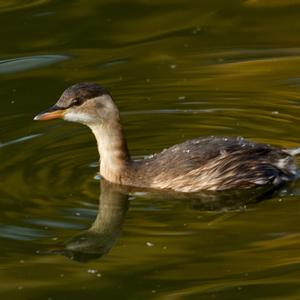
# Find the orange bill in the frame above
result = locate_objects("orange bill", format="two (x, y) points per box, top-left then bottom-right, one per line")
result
(34, 105), (65, 121)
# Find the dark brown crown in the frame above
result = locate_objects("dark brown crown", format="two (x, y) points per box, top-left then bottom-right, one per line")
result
(57, 83), (109, 108)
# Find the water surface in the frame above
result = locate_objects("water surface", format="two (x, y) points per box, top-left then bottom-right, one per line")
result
(1, 0), (300, 299)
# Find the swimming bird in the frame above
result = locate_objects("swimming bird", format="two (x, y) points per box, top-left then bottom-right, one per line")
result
(34, 83), (300, 192)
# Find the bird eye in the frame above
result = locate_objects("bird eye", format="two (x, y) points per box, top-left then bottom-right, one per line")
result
(71, 98), (82, 106)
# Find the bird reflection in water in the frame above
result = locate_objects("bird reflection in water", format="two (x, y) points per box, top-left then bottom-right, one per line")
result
(41, 179), (286, 263)
(45, 179), (129, 262)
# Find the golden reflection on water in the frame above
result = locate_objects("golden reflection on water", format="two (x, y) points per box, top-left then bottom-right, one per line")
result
(2, 0), (300, 299)
(244, 0), (300, 7)
(0, 0), (49, 12)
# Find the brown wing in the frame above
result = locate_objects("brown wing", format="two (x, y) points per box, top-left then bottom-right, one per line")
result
(131, 137), (297, 192)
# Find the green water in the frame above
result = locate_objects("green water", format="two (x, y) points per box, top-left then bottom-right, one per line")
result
(2, 0), (300, 299)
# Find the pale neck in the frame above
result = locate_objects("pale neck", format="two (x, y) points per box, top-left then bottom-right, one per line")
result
(89, 120), (130, 183)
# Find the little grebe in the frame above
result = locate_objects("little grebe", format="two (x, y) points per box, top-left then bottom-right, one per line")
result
(34, 83), (300, 192)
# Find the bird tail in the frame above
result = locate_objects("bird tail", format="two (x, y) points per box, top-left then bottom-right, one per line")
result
(283, 147), (300, 156)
